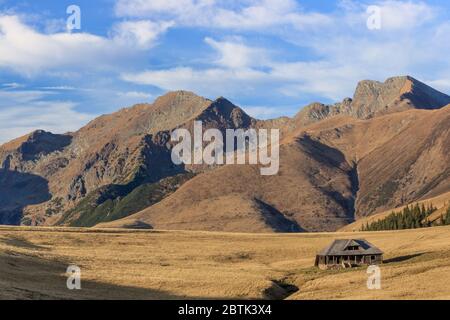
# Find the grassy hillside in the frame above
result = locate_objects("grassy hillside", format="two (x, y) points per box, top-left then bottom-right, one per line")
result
(1, 225), (449, 299)
(57, 173), (194, 227)
(340, 191), (450, 232)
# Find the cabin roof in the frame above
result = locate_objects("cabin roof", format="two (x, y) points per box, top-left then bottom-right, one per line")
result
(317, 239), (383, 256)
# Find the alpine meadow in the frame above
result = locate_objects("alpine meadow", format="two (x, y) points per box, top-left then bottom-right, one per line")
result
(1, 0), (450, 305)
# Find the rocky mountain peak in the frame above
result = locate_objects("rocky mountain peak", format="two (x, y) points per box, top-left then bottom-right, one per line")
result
(152, 90), (211, 109)
(293, 76), (450, 127)
(293, 102), (335, 127)
(195, 95), (255, 129)
(350, 75), (450, 118)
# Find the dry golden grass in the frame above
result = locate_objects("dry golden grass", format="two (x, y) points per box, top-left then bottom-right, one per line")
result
(1, 225), (449, 300)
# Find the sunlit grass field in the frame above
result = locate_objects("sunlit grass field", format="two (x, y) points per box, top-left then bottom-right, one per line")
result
(1, 225), (449, 300)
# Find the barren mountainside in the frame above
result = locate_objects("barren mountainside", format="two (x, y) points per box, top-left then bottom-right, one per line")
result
(1, 76), (450, 232)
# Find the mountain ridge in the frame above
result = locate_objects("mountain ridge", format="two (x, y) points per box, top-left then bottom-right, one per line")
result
(290, 76), (450, 128)
(1, 75), (450, 232)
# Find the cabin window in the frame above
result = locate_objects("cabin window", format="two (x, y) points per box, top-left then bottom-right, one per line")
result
(347, 245), (359, 250)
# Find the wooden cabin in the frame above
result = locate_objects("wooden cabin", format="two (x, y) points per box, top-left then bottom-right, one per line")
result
(315, 239), (383, 269)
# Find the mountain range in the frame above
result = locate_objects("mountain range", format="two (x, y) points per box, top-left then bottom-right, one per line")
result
(1, 76), (449, 232)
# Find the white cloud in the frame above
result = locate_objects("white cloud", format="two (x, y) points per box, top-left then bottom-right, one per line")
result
(2, 0), (449, 135)
(0, 101), (94, 144)
(2, 82), (23, 89)
(121, 1), (450, 102)
(270, 61), (365, 100)
(121, 37), (272, 97)
(43, 18), (67, 33)
(114, 0), (333, 30)
(115, 0), (212, 18)
(121, 60), (365, 101)
(339, 0), (436, 31)
(242, 106), (283, 119)
(116, 90), (153, 99)
(427, 79), (450, 93)
(0, 89), (54, 103)
(122, 66), (269, 97)
(111, 20), (173, 49)
(39, 86), (77, 91)
(121, 36), (365, 100)
(211, 0), (332, 30)
(204, 37), (267, 69)
(378, 0), (436, 30)
(0, 14), (169, 75)
(0, 85), (95, 144)
(0, 15), (109, 74)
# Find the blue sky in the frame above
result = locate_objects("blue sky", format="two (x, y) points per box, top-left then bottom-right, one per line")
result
(1, 0), (450, 143)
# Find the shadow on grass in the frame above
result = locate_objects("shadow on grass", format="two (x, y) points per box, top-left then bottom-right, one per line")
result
(263, 279), (299, 300)
(0, 251), (223, 300)
(383, 253), (426, 264)
(0, 236), (50, 251)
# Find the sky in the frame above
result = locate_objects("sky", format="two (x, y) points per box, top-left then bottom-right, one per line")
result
(1, 0), (450, 143)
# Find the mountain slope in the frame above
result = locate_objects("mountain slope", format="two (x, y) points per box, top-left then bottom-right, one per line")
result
(97, 137), (358, 232)
(57, 173), (195, 227)
(291, 105), (450, 217)
(340, 190), (450, 232)
(0, 91), (255, 226)
(1, 76), (450, 232)
(99, 105), (450, 232)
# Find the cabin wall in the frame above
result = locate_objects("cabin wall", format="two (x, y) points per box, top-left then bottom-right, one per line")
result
(371, 254), (383, 264)
(316, 254), (383, 269)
